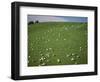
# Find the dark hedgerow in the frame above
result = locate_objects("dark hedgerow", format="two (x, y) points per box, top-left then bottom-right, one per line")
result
(28, 21), (34, 25)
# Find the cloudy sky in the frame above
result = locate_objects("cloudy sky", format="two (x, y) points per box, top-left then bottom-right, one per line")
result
(28, 15), (87, 23)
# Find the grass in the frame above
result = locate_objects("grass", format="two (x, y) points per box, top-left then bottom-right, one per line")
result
(28, 22), (88, 67)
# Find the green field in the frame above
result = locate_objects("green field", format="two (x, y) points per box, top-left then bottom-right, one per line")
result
(28, 22), (88, 67)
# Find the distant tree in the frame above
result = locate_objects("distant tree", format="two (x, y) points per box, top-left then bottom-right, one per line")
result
(28, 21), (34, 25)
(35, 20), (39, 23)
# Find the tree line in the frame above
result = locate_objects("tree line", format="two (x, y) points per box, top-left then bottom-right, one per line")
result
(28, 20), (39, 25)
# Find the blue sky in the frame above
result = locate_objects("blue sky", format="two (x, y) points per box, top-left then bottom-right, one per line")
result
(28, 15), (87, 23)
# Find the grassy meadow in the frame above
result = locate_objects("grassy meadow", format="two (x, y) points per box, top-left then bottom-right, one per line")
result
(28, 22), (88, 67)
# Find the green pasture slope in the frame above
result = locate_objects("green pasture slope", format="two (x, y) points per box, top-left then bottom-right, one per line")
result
(28, 22), (88, 67)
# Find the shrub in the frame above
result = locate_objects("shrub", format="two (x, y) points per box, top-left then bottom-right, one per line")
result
(28, 21), (34, 25)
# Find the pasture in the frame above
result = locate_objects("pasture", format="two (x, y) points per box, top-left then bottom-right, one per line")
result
(28, 22), (88, 67)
